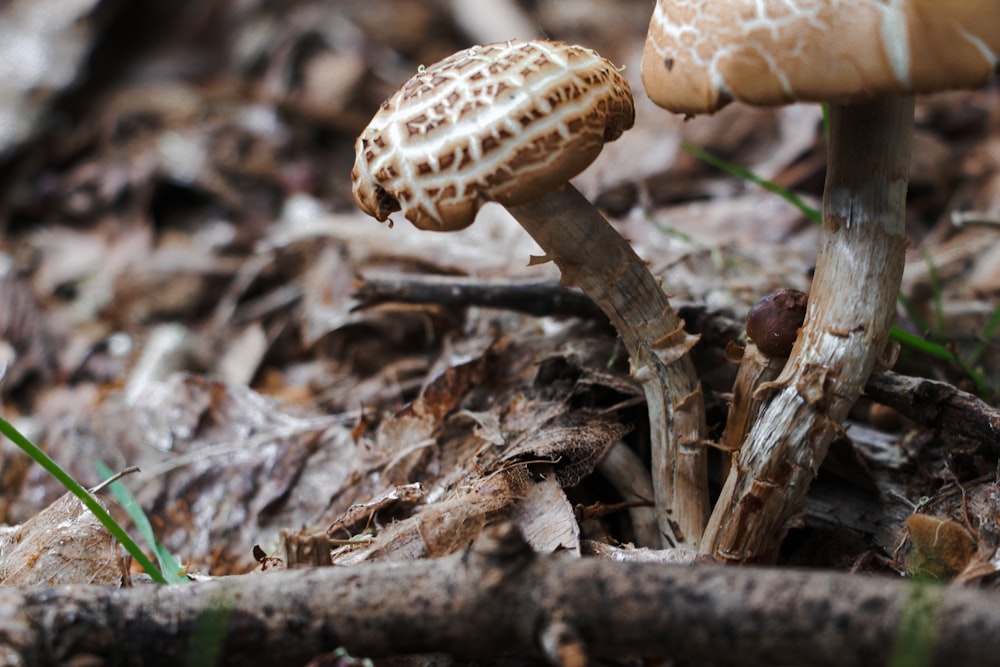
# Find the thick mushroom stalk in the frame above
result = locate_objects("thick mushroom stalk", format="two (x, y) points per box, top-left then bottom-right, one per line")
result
(351, 40), (709, 548)
(703, 98), (914, 561)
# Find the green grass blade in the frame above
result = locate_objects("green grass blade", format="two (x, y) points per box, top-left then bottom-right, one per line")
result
(889, 327), (956, 362)
(922, 251), (945, 336)
(968, 302), (1000, 367)
(681, 141), (823, 224)
(0, 417), (167, 583)
(96, 460), (188, 584)
(890, 326), (991, 396)
(897, 292), (932, 336)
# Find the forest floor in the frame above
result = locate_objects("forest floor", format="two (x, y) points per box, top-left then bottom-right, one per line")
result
(0, 1), (999, 665)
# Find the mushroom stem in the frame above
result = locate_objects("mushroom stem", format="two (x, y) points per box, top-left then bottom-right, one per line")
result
(721, 287), (808, 467)
(719, 340), (786, 459)
(595, 441), (660, 548)
(509, 183), (708, 549)
(703, 97), (914, 562)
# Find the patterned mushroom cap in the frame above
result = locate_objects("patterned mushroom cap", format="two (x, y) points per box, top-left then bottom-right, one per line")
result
(642, 0), (1000, 115)
(352, 40), (634, 231)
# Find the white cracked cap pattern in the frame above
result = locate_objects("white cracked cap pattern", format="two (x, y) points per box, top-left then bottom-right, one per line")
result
(642, 0), (1000, 115)
(352, 40), (634, 231)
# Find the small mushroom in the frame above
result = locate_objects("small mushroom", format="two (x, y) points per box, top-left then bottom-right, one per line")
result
(641, 1), (999, 562)
(352, 40), (709, 548)
(721, 289), (808, 457)
(745, 288), (808, 360)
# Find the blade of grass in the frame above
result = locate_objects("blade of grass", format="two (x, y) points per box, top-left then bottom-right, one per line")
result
(968, 302), (1000, 367)
(681, 141), (822, 224)
(686, 141), (996, 397)
(96, 460), (188, 584)
(923, 250), (945, 337)
(889, 326), (991, 396)
(0, 416), (167, 583)
(642, 208), (697, 244)
(897, 292), (932, 337)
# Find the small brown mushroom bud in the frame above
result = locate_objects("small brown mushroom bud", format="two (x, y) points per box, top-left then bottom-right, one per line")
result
(745, 288), (807, 359)
(719, 288), (808, 461)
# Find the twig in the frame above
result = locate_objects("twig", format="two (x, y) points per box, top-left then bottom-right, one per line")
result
(353, 273), (604, 319)
(864, 371), (1000, 451)
(2, 525), (999, 667)
(353, 273), (741, 343)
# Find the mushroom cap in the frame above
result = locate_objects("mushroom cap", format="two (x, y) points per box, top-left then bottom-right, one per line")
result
(745, 288), (808, 358)
(352, 40), (635, 231)
(642, 0), (1000, 115)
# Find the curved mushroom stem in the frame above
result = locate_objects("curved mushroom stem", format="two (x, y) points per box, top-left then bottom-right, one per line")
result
(509, 183), (709, 549)
(596, 441), (661, 548)
(703, 97), (914, 562)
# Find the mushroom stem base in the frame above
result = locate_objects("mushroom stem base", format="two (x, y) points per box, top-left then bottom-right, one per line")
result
(703, 97), (915, 562)
(509, 184), (708, 548)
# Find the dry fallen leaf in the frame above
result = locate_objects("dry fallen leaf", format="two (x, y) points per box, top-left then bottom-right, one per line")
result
(904, 513), (976, 581)
(0, 491), (125, 586)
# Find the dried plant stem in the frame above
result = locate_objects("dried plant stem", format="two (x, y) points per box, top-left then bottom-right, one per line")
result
(510, 184), (708, 548)
(703, 97), (915, 562)
(718, 341), (787, 481)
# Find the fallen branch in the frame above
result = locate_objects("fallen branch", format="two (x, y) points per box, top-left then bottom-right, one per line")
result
(865, 371), (1000, 449)
(353, 273), (742, 349)
(2, 526), (1000, 667)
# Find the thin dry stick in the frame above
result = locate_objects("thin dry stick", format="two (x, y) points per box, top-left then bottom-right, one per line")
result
(353, 274), (605, 319)
(595, 441), (659, 548)
(865, 371), (1000, 447)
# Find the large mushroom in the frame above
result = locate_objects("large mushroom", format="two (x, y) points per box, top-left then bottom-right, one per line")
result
(642, 1), (999, 562)
(352, 40), (709, 548)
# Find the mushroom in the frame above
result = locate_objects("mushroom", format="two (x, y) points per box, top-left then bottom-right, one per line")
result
(744, 289), (809, 362)
(352, 40), (709, 548)
(721, 288), (808, 457)
(641, 1), (999, 562)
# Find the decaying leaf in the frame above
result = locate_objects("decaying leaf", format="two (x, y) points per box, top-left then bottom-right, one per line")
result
(42, 374), (346, 574)
(904, 513), (976, 580)
(329, 469), (529, 563)
(499, 411), (631, 487)
(367, 347), (492, 484)
(511, 469), (581, 555)
(0, 491), (125, 586)
(325, 482), (423, 539)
